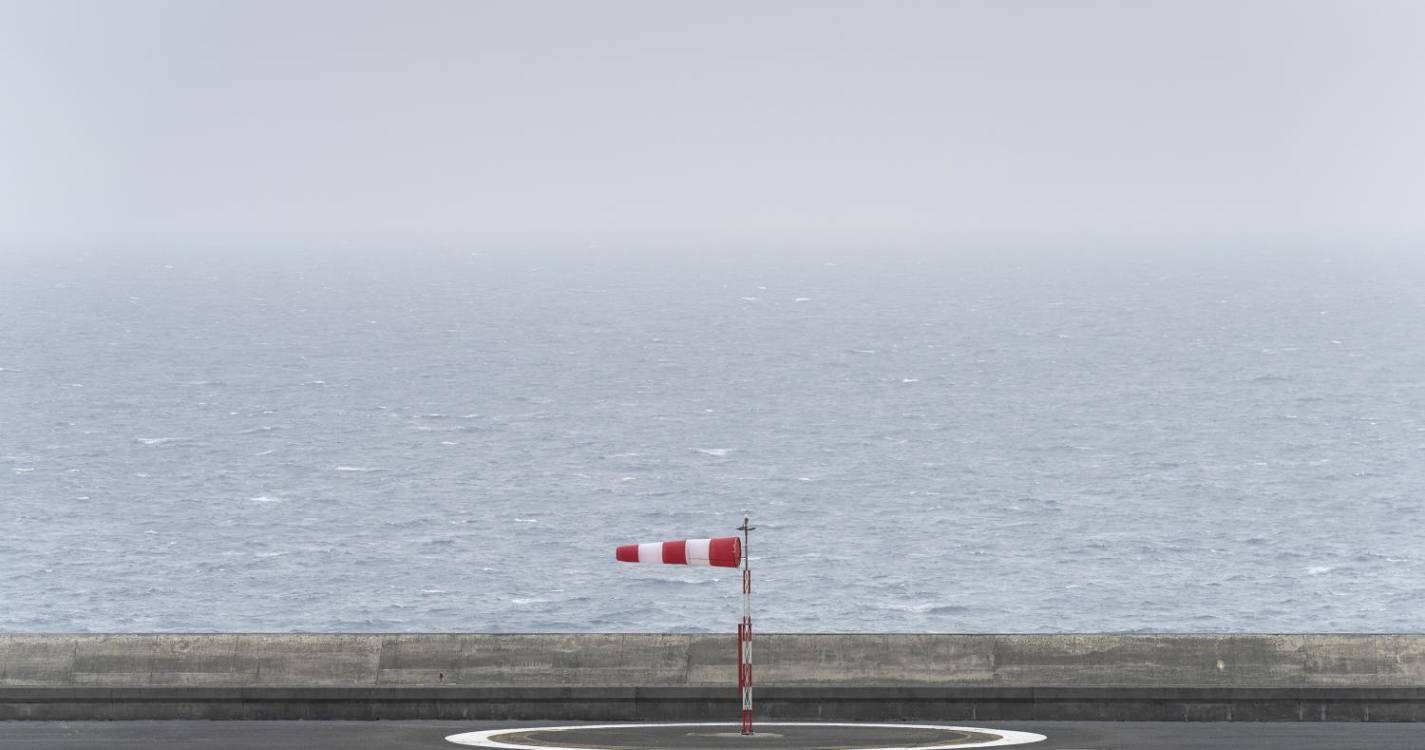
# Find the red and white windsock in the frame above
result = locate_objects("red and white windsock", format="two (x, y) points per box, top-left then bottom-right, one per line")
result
(616, 537), (741, 568)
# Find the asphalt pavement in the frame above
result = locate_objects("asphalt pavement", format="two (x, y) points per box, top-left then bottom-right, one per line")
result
(3, 720), (1425, 750)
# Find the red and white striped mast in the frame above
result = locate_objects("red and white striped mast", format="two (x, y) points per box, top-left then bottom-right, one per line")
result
(736, 516), (755, 735)
(614, 517), (756, 735)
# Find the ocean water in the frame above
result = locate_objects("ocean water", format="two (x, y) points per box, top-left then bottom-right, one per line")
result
(3, 245), (1424, 633)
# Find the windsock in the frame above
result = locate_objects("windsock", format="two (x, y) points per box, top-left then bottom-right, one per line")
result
(616, 536), (741, 568)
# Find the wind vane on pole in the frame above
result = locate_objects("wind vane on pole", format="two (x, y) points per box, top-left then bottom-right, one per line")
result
(615, 517), (757, 735)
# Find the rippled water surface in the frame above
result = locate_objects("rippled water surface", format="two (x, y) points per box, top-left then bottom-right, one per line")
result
(3, 246), (1424, 632)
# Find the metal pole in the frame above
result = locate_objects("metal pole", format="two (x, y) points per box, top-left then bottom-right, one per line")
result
(737, 516), (755, 735)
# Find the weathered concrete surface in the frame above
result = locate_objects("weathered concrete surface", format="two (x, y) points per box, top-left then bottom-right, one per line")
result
(6, 634), (1425, 688)
(5, 634), (1425, 720)
(7, 686), (1425, 721)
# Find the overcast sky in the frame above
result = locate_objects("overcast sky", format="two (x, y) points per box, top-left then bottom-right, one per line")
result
(2, 0), (1422, 247)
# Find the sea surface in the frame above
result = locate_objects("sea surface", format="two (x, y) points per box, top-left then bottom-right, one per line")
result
(3, 245), (1424, 633)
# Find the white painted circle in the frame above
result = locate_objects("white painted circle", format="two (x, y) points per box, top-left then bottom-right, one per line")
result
(445, 722), (1046, 749)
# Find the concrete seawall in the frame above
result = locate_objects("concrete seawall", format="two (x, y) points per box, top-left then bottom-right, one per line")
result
(4, 634), (1425, 720)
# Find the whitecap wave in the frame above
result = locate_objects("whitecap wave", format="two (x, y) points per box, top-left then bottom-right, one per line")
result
(136, 437), (186, 446)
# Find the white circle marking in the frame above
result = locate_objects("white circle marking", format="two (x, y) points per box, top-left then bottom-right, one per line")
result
(446, 722), (1046, 749)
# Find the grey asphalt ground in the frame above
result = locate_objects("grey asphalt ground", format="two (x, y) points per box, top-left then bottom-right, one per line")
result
(4, 720), (1425, 750)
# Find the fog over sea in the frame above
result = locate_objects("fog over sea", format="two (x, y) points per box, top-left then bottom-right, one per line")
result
(3, 245), (1424, 633)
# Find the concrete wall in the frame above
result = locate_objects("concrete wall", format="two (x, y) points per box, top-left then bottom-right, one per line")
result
(5, 634), (1425, 688)
(6, 634), (1425, 721)
(10, 686), (1425, 722)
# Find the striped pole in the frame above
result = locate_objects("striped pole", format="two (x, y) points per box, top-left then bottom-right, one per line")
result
(737, 516), (754, 735)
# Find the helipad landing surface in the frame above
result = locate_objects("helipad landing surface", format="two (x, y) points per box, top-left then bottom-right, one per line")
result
(5, 720), (1425, 749)
(447, 723), (1042, 750)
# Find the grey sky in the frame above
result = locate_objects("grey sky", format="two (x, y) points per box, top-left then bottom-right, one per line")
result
(2, 0), (1422, 246)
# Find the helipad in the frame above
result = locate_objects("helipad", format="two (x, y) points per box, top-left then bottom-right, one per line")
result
(445, 723), (1047, 750)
